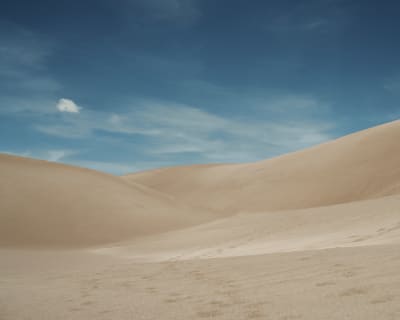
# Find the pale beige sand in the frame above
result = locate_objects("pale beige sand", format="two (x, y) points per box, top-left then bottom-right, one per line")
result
(1, 120), (400, 319)
(2, 244), (400, 319)
(0, 154), (214, 247)
(126, 119), (400, 214)
(101, 195), (400, 261)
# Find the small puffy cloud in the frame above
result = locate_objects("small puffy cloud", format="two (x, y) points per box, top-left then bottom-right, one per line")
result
(57, 98), (81, 113)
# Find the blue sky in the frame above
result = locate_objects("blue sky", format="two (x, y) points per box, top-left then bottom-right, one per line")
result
(1, 0), (399, 174)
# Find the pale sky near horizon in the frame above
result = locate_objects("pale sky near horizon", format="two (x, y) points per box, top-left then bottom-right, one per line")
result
(1, 0), (399, 174)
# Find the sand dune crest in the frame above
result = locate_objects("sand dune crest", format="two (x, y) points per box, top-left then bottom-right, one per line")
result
(125, 120), (400, 214)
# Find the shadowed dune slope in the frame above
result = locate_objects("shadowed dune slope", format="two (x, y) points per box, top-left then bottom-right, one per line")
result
(125, 120), (400, 214)
(0, 154), (213, 247)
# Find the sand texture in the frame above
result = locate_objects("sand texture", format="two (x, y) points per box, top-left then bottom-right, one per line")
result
(1, 120), (400, 319)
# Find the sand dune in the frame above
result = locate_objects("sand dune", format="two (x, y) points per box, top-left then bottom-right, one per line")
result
(2, 120), (399, 248)
(125, 120), (400, 214)
(1, 120), (400, 319)
(0, 154), (214, 247)
(101, 194), (400, 261)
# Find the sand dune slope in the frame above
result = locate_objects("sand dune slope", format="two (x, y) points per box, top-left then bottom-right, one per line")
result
(0, 154), (212, 247)
(125, 120), (400, 214)
(98, 194), (400, 261)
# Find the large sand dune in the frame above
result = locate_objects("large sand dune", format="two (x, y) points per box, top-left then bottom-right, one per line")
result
(2, 120), (399, 247)
(0, 154), (213, 247)
(1, 120), (400, 319)
(125, 120), (400, 214)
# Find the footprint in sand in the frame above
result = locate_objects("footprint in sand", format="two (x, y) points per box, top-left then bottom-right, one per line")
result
(145, 287), (158, 293)
(69, 307), (83, 312)
(333, 263), (344, 268)
(370, 295), (394, 304)
(279, 314), (302, 320)
(341, 270), (357, 278)
(315, 281), (336, 287)
(98, 309), (112, 315)
(339, 287), (368, 297)
(208, 300), (232, 308)
(164, 298), (179, 304)
(299, 256), (312, 261)
(246, 302), (268, 319)
(247, 309), (265, 319)
(197, 310), (223, 318)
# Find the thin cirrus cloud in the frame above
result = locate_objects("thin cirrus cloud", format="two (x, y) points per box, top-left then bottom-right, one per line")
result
(1, 149), (75, 163)
(0, 4), (349, 175)
(34, 97), (335, 167)
(0, 149), (139, 175)
(384, 77), (400, 94)
(132, 0), (200, 22)
(0, 22), (59, 93)
(0, 22), (61, 117)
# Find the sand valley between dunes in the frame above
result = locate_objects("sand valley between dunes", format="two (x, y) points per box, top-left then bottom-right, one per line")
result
(1, 120), (400, 319)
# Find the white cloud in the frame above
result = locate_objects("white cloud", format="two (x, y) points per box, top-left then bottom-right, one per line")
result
(56, 98), (81, 113)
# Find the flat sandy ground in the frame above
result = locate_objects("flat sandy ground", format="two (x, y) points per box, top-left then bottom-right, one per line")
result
(1, 244), (400, 320)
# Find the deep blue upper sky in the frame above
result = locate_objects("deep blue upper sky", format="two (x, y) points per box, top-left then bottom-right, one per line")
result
(1, 0), (399, 174)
